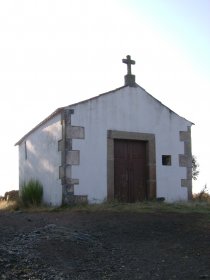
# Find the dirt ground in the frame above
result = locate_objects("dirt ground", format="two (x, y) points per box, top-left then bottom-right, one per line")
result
(0, 209), (210, 279)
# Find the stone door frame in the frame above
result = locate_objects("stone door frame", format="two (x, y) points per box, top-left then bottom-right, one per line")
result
(107, 130), (156, 201)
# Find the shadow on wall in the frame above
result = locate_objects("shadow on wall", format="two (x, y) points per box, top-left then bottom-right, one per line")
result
(20, 118), (62, 204)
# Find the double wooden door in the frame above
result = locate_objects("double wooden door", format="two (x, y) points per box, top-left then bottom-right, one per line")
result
(114, 139), (147, 202)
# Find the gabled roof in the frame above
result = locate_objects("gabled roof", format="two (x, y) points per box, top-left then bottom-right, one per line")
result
(15, 107), (64, 146)
(15, 85), (127, 146)
(15, 83), (193, 146)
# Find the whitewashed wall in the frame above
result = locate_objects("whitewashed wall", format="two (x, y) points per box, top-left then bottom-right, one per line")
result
(19, 114), (62, 206)
(71, 86), (191, 203)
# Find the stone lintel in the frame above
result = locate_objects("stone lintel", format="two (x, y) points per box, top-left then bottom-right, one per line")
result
(108, 130), (155, 142)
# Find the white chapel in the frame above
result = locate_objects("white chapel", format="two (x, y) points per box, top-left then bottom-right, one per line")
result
(16, 56), (193, 206)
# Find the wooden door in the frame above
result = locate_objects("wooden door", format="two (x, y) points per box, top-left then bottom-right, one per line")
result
(114, 139), (147, 202)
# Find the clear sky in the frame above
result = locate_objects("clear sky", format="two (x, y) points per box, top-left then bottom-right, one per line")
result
(0, 0), (209, 196)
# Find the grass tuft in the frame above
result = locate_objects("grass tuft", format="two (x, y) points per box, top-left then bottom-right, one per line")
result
(20, 180), (43, 207)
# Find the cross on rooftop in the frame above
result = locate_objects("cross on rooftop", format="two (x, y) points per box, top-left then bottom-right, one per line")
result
(122, 55), (136, 87)
(122, 55), (135, 75)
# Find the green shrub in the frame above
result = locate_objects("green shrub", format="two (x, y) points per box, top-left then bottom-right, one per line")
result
(21, 180), (43, 207)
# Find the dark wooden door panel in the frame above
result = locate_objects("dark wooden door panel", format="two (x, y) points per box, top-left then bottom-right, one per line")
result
(114, 140), (128, 202)
(114, 139), (147, 202)
(114, 158), (128, 202)
(130, 141), (147, 201)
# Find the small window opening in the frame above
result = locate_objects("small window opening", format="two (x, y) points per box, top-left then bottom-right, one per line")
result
(162, 155), (171, 166)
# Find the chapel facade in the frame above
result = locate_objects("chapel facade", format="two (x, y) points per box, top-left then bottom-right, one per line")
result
(16, 56), (193, 206)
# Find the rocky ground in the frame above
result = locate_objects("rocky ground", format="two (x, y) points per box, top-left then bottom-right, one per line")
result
(0, 209), (210, 279)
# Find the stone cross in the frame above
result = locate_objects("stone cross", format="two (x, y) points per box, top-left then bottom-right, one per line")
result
(122, 55), (136, 87)
(122, 55), (135, 75)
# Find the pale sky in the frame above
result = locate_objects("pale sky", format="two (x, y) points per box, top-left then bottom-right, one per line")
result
(0, 0), (209, 196)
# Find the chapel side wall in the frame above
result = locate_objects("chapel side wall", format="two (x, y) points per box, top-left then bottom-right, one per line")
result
(154, 112), (191, 201)
(19, 114), (62, 206)
(71, 86), (192, 203)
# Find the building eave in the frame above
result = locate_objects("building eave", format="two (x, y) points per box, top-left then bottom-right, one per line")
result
(15, 107), (65, 146)
(14, 85), (127, 146)
(135, 83), (194, 125)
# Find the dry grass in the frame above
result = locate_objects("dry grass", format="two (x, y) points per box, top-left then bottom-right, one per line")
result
(0, 200), (20, 212)
(193, 185), (210, 203)
(1, 191), (210, 214)
(0, 199), (53, 212)
(66, 200), (210, 214)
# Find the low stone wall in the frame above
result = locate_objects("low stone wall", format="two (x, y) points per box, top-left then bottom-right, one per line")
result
(4, 190), (19, 201)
